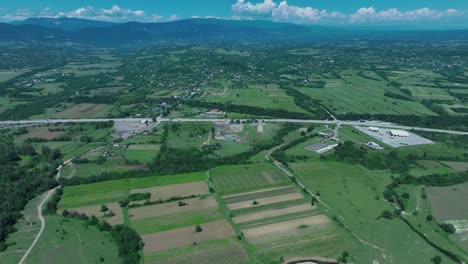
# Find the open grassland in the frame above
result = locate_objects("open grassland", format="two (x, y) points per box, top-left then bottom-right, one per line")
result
(223, 186), (297, 204)
(65, 203), (123, 225)
(0, 69), (24, 82)
(393, 184), (468, 259)
(214, 140), (252, 157)
(441, 161), (468, 172)
(210, 163), (290, 195)
(227, 193), (304, 210)
(427, 183), (468, 221)
(26, 82), (64, 96)
(243, 214), (329, 240)
(237, 123), (281, 145)
(416, 160), (456, 175)
(130, 181), (208, 203)
(129, 196), (217, 220)
(66, 163), (132, 179)
(144, 238), (248, 264)
(299, 70), (435, 115)
(0, 96), (28, 113)
(0, 192), (45, 264)
(233, 203), (315, 224)
(141, 219), (235, 253)
(290, 160), (460, 264)
(131, 206), (224, 234)
(59, 172), (206, 208)
(167, 122), (212, 149)
(122, 134), (162, 144)
(205, 85), (307, 114)
(17, 126), (65, 141)
(25, 215), (120, 264)
(51, 103), (114, 119)
(121, 149), (158, 163)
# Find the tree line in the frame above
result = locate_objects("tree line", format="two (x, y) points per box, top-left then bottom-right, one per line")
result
(0, 135), (61, 251)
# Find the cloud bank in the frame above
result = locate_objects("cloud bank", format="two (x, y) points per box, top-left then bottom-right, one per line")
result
(0, 5), (175, 22)
(231, 0), (463, 24)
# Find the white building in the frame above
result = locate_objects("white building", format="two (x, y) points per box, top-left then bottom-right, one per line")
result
(369, 127), (380, 132)
(390, 130), (409, 137)
(367, 141), (383, 150)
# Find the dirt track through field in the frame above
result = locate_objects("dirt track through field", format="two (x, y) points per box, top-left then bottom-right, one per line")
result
(142, 220), (235, 253)
(233, 204), (315, 224)
(222, 186), (292, 199)
(129, 196), (218, 220)
(243, 215), (329, 240)
(130, 181), (208, 202)
(227, 193), (303, 210)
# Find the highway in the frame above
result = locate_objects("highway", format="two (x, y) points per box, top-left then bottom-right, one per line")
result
(0, 117), (467, 135)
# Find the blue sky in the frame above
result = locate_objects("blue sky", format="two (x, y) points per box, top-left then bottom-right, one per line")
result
(0, 0), (467, 28)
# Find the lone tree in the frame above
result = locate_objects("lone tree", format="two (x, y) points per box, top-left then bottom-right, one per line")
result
(195, 224), (203, 233)
(431, 255), (442, 264)
(252, 200), (258, 205)
(100, 205), (108, 212)
(311, 197), (317, 206)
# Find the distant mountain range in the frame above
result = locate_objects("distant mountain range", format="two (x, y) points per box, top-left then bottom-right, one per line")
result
(1, 17), (467, 47)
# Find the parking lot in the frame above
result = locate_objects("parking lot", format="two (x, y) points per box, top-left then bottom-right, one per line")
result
(354, 126), (434, 148)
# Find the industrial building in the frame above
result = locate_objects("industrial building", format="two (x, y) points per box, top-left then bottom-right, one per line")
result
(390, 130), (409, 137)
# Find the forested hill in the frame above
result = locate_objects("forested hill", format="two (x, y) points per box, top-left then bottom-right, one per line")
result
(1, 18), (468, 47)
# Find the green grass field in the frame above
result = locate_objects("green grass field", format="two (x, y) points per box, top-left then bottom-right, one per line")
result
(144, 238), (249, 264)
(25, 215), (120, 264)
(121, 149), (158, 163)
(131, 207), (224, 234)
(210, 163), (290, 195)
(0, 96), (28, 113)
(290, 160), (462, 264)
(205, 85), (307, 114)
(298, 70), (436, 116)
(59, 172), (206, 208)
(167, 123), (212, 149)
(223, 186), (298, 204)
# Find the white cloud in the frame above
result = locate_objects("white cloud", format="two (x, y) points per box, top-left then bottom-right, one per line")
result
(0, 5), (172, 23)
(231, 0), (463, 24)
(232, 0), (276, 16)
(168, 14), (180, 21)
(349, 7), (462, 23)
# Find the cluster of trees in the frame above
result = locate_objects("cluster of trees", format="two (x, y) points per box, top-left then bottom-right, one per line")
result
(61, 211), (144, 264)
(333, 141), (412, 173)
(128, 192), (151, 201)
(0, 136), (60, 251)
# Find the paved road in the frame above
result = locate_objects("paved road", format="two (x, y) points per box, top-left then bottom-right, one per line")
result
(161, 118), (468, 135)
(0, 117), (467, 135)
